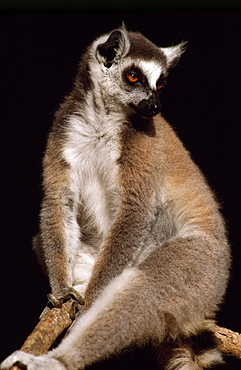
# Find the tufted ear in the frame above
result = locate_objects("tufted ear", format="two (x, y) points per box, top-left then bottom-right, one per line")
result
(161, 41), (187, 69)
(96, 28), (130, 68)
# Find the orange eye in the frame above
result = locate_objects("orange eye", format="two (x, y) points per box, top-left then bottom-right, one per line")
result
(157, 84), (163, 90)
(127, 73), (139, 83)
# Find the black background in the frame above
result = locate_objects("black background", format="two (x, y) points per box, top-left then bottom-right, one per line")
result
(0, 9), (240, 368)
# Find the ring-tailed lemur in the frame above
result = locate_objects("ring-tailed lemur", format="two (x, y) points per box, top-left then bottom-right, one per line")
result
(1, 25), (230, 370)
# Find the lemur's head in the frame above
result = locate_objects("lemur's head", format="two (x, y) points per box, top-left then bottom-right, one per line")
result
(87, 25), (186, 119)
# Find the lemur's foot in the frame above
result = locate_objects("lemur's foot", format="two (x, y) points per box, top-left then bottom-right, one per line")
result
(1, 351), (66, 370)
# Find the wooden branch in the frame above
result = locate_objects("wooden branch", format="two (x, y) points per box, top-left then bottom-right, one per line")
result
(215, 326), (241, 359)
(10, 300), (77, 370)
(9, 303), (241, 369)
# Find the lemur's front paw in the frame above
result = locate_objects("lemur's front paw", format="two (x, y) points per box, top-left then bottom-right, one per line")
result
(48, 287), (85, 308)
(40, 287), (85, 319)
(0, 351), (66, 370)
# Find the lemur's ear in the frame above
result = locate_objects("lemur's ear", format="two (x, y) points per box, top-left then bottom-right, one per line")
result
(161, 41), (187, 69)
(96, 27), (130, 68)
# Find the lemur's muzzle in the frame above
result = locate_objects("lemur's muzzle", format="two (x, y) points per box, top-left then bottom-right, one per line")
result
(135, 94), (161, 118)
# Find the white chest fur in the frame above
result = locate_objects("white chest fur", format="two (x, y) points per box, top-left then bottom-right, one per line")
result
(63, 111), (122, 232)
(62, 111), (122, 294)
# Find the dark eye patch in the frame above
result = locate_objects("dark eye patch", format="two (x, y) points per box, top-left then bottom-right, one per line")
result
(123, 65), (149, 88)
(156, 75), (166, 91)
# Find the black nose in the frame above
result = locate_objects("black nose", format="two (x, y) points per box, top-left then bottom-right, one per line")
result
(150, 104), (161, 116)
(135, 99), (161, 118)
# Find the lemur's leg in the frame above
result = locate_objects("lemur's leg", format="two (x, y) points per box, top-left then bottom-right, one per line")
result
(49, 235), (226, 370)
(1, 236), (227, 370)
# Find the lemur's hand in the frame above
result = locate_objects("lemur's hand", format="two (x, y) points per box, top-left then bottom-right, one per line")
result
(40, 287), (85, 319)
(48, 287), (85, 308)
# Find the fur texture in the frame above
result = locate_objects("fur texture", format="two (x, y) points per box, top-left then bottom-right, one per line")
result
(1, 26), (230, 370)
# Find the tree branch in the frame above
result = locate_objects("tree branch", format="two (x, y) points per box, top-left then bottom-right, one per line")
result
(10, 300), (77, 370)
(215, 326), (241, 359)
(9, 303), (241, 369)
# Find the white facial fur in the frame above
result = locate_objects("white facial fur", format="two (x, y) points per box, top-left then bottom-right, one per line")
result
(138, 60), (163, 90)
